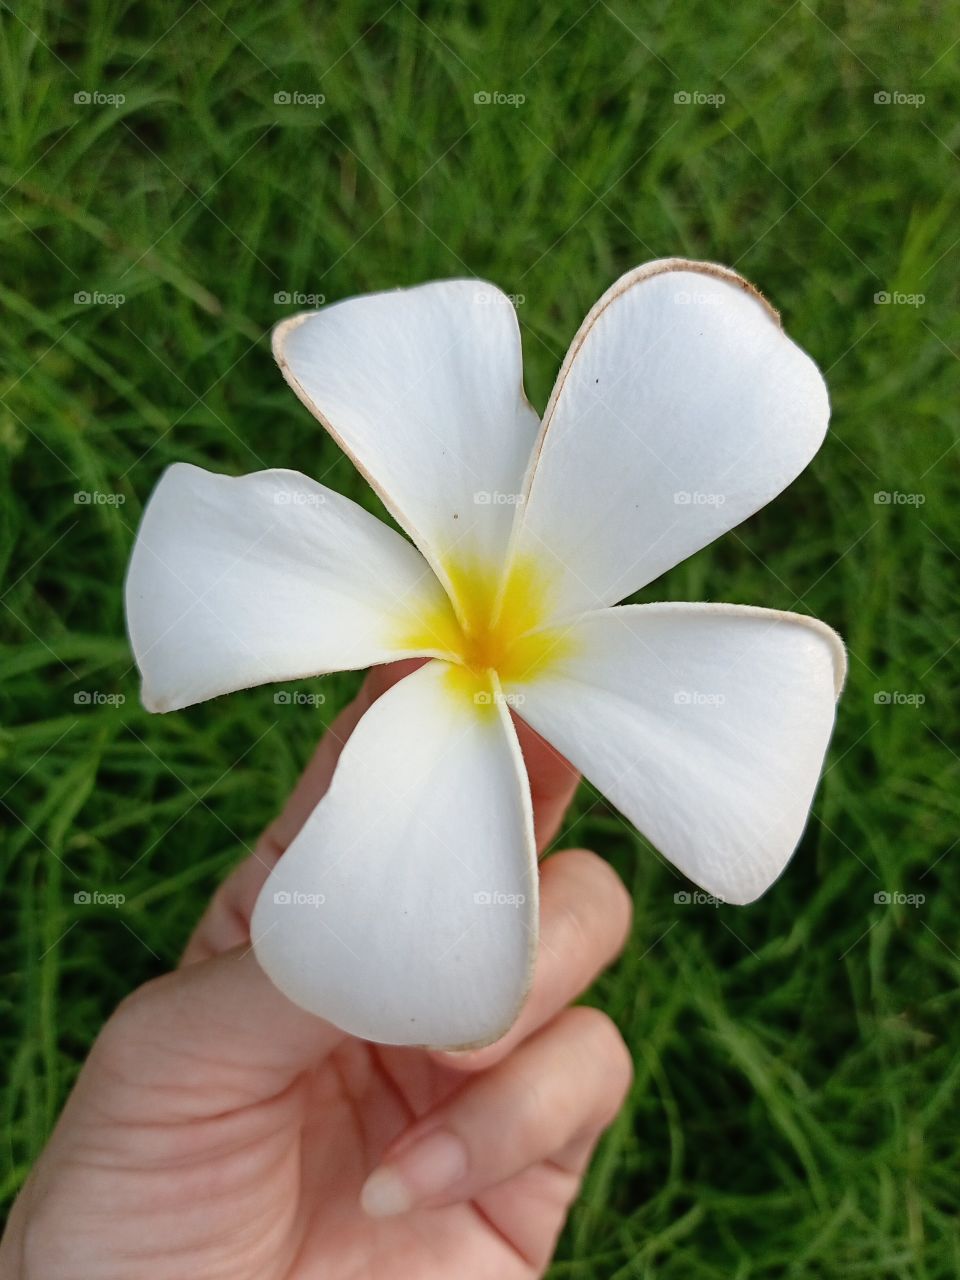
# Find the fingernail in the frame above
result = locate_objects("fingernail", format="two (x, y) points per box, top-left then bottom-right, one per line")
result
(360, 1129), (468, 1217)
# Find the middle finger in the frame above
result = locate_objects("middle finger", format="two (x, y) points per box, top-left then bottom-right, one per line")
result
(430, 846), (632, 1073)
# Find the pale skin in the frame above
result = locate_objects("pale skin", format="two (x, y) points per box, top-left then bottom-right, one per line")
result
(1, 660), (634, 1280)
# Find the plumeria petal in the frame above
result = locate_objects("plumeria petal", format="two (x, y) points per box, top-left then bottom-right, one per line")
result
(504, 604), (845, 904)
(273, 281), (539, 609)
(251, 660), (538, 1048)
(125, 463), (458, 713)
(509, 260), (830, 617)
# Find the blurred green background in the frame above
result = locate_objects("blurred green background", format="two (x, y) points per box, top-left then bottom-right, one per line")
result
(2, 1), (959, 1274)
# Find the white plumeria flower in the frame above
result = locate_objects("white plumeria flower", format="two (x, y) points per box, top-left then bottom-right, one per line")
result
(126, 258), (845, 1050)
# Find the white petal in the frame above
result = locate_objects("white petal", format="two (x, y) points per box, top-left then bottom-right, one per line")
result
(505, 604), (845, 904)
(126, 463), (458, 713)
(251, 660), (538, 1048)
(511, 260), (830, 616)
(273, 281), (539, 606)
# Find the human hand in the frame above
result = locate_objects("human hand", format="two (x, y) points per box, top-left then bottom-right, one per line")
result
(1, 661), (633, 1280)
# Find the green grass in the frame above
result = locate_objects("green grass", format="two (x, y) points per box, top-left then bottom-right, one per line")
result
(2, 0), (959, 1273)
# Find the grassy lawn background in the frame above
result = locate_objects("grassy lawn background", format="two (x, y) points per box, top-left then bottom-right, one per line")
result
(2, 1), (959, 1274)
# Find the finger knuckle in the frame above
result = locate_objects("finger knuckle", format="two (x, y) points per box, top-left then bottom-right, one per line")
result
(589, 856), (634, 950)
(552, 895), (590, 956)
(95, 972), (175, 1067)
(559, 850), (634, 955)
(511, 1075), (553, 1150)
(570, 1007), (633, 1117)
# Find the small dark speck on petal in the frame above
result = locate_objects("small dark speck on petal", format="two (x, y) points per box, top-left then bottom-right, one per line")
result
(453, 513), (459, 519)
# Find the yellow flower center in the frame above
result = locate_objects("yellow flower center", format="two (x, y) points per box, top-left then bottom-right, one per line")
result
(394, 553), (573, 706)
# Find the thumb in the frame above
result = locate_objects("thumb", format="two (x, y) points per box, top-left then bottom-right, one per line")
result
(77, 945), (345, 1125)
